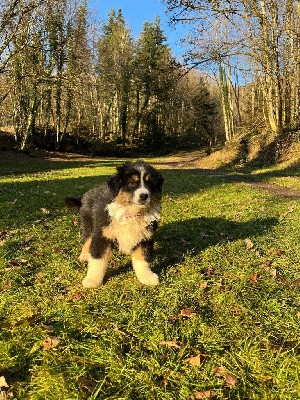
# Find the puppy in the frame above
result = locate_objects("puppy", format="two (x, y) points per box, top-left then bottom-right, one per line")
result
(67, 161), (164, 288)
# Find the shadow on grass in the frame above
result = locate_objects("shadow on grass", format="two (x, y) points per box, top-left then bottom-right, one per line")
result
(0, 156), (119, 176)
(154, 215), (278, 274)
(101, 215), (278, 283)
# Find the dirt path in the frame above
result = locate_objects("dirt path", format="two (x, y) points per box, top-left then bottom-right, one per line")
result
(1, 149), (299, 199)
(152, 152), (300, 200)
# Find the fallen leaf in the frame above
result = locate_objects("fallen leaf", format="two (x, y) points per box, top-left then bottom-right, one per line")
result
(2, 284), (12, 291)
(245, 238), (255, 250)
(214, 366), (238, 388)
(292, 279), (300, 288)
(199, 281), (208, 289)
(71, 291), (84, 301)
(40, 208), (50, 215)
(194, 390), (215, 399)
(266, 248), (284, 256)
(274, 249), (284, 256)
(213, 366), (227, 377)
(283, 206), (295, 217)
(159, 339), (182, 349)
(224, 373), (238, 388)
(42, 336), (61, 350)
(161, 378), (169, 388)
(249, 273), (258, 284)
(180, 307), (197, 318)
(262, 263), (277, 279)
(24, 236), (34, 244)
(77, 376), (97, 394)
(43, 324), (54, 333)
(184, 353), (209, 366)
(0, 231), (8, 240)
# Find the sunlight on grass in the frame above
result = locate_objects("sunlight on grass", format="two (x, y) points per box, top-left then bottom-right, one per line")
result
(1, 158), (300, 399)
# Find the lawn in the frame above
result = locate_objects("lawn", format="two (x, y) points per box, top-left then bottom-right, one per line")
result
(0, 154), (300, 399)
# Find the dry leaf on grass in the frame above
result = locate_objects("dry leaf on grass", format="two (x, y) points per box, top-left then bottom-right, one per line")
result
(249, 273), (258, 284)
(77, 376), (97, 394)
(194, 390), (215, 399)
(199, 281), (208, 289)
(71, 291), (84, 301)
(42, 324), (55, 333)
(184, 353), (209, 366)
(42, 336), (61, 350)
(159, 339), (182, 349)
(214, 366), (238, 388)
(180, 307), (197, 318)
(2, 284), (12, 292)
(40, 208), (50, 215)
(244, 238), (255, 250)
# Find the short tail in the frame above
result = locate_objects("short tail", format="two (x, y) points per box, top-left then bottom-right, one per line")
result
(65, 197), (82, 210)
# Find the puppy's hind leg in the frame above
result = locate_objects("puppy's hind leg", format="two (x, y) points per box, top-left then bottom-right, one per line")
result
(131, 241), (159, 286)
(79, 208), (93, 262)
(79, 238), (91, 262)
(82, 235), (112, 288)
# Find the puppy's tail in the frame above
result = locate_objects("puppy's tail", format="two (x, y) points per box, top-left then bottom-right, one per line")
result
(65, 197), (82, 210)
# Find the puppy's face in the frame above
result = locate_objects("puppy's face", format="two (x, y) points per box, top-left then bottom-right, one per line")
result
(108, 161), (164, 207)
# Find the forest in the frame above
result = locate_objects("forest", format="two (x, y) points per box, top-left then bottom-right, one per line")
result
(0, 0), (219, 155)
(1, 0), (300, 157)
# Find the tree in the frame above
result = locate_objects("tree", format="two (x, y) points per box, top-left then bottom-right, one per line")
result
(165, 0), (300, 139)
(133, 17), (177, 146)
(96, 9), (133, 146)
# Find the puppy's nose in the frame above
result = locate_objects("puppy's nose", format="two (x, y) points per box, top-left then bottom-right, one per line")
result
(139, 193), (149, 201)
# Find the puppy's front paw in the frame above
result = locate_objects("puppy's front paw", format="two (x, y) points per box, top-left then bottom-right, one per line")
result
(137, 272), (159, 286)
(82, 276), (102, 288)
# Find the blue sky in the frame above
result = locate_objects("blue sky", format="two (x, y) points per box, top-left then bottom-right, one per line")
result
(87, 0), (188, 58)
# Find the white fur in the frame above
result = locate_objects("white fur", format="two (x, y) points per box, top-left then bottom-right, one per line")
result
(82, 254), (111, 288)
(132, 167), (150, 206)
(132, 257), (159, 286)
(104, 202), (160, 254)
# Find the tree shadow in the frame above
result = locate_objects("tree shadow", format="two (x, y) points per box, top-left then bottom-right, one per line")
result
(154, 215), (278, 274)
(0, 153), (119, 176)
(93, 214), (279, 283)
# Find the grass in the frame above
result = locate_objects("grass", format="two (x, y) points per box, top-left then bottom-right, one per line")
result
(1, 154), (300, 399)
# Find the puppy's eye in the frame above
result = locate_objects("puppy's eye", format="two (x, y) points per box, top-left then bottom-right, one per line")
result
(128, 175), (139, 187)
(128, 179), (138, 187)
(145, 174), (152, 183)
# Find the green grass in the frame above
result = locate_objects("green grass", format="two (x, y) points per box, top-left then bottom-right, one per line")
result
(1, 156), (300, 399)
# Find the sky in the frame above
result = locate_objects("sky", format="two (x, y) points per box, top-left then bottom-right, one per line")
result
(87, 0), (189, 59)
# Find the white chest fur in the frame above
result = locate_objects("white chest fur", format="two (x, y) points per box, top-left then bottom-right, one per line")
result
(103, 202), (161, 254)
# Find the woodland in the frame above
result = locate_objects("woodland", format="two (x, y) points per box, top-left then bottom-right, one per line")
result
(1, 0), (300, 157)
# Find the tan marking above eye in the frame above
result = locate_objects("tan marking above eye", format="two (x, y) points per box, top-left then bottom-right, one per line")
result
(131, 175), (140, 182)
(145, 174), (152, 181)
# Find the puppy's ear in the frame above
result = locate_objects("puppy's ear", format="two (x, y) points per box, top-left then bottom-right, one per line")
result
(117, 161), (132, 174)
(156, 171), (164, 192)
(107, 162), (131, 195)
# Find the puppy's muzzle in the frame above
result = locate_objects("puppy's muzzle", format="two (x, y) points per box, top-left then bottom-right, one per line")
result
(137, 192), (150, 206)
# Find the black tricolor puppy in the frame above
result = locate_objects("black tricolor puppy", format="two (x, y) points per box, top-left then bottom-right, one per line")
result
(66, 161), (164, 288)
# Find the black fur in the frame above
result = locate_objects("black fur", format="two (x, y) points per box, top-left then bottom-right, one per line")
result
(67, 160), (164, 286)
(65, 197), (82, 210)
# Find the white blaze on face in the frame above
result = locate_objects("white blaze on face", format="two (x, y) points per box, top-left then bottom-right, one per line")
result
(133, 167), (150, 206)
